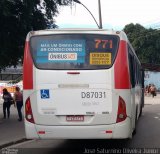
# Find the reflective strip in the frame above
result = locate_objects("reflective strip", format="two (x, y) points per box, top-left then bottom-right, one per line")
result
(38, 131), (45, 134)
(106, 130), (113, 134)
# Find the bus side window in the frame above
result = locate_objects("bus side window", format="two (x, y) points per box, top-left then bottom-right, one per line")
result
(135, 60), (138, 85)
(128, 49), (135, 88)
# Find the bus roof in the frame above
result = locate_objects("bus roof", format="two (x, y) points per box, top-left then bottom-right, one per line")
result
(26, 28), (128, 41)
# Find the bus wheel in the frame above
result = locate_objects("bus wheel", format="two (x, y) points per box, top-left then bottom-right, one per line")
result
(133, 109), (138, 135)
(139, 103), (143, 117)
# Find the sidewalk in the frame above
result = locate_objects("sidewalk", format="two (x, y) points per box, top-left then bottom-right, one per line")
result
(0, 104), (26, 148)
(144, 93), (160, 105)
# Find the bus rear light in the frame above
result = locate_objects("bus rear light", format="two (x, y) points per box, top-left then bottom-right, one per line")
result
(116, 96), (127, 123)
(25, 97), (35, 124)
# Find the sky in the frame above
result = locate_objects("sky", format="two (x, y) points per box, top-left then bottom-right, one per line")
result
(55, 0), (160, 30)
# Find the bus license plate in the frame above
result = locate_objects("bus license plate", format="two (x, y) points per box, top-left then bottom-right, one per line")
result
(66, 115), (84, 122)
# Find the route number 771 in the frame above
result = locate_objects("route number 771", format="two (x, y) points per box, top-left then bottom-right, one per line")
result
(95, 39), (113, 49)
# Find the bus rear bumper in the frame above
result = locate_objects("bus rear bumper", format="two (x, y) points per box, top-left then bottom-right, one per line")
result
(25, 117), (132, 139)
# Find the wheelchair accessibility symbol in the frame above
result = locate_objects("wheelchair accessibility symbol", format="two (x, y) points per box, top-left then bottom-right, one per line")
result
(40, 89), (50, 99)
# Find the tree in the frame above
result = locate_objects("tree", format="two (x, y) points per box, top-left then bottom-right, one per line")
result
(0, 0), (72, 71)
(123, 23), (160, 64)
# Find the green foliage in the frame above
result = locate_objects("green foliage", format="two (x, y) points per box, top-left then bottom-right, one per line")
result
(0, 0), (72, 71)
(123, 23), (160, 64)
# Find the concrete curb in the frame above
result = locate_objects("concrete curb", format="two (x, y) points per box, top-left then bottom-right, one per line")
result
(0, 138), (31, 149)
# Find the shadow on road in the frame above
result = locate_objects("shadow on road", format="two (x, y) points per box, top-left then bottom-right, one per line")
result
(47, 139), (130, 154)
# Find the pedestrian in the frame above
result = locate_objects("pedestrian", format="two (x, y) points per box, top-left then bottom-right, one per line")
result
(148, 84), (151, 95)
(145, 85), (149, 96)
(2, 88), (13, 119)
(14, 87), (23, 121)
(150, 84), (156, 98)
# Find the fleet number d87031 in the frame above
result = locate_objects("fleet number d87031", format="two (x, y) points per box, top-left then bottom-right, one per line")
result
(81, 92), (106, 99)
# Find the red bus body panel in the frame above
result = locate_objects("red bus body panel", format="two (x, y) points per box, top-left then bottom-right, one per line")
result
(23, 41), (33, 90)
(114, 40), (131, 89)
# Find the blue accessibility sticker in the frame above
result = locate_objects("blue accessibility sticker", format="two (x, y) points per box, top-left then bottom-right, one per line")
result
(40, 89), (50, 99)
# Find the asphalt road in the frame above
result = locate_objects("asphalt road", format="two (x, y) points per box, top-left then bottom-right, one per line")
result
(1, 96), (160, 154)
(0, 104), (25, 146)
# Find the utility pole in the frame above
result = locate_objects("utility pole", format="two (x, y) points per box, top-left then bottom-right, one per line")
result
(73, 0), (103, 29)
(98, 0), (103, 29)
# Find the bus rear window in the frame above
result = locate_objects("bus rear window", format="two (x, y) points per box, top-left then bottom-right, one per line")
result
(30, 34), (119, 70)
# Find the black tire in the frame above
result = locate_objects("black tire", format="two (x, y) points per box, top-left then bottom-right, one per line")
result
(133, 108), (137, 135)
(139, 103), (143, 117)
